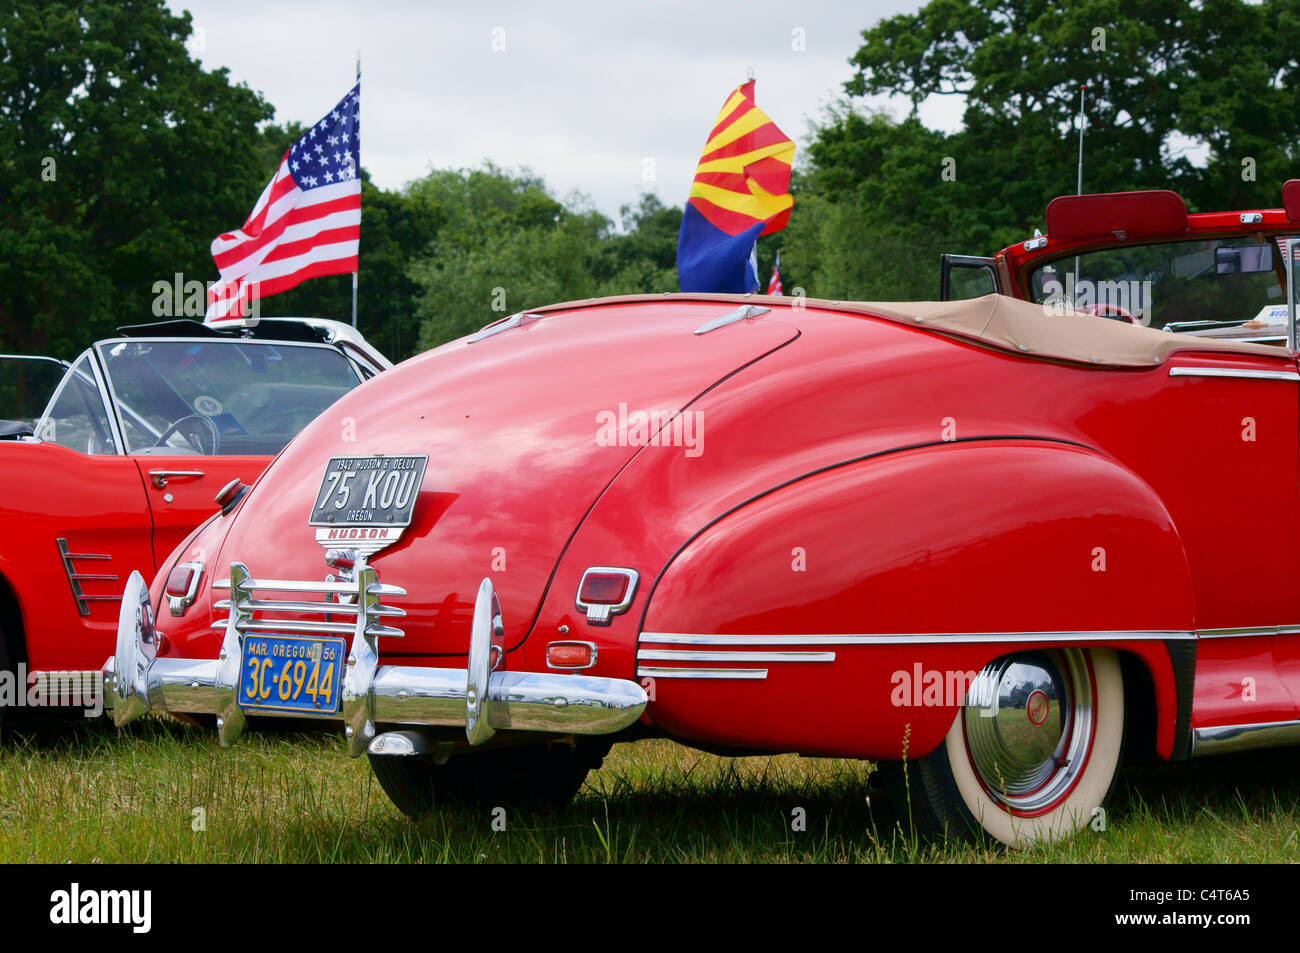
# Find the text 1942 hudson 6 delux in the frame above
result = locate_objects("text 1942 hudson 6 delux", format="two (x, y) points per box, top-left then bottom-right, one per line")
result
(106, 187), (1300, 846)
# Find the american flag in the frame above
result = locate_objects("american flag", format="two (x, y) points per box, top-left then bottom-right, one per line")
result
(766, 249), (782, 295)
(205, 82), (361, 323)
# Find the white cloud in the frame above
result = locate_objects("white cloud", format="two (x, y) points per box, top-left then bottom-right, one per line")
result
(172, 0), (932, 220)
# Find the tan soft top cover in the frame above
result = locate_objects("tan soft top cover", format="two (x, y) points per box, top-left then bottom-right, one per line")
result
(532, 292), (1287, 368)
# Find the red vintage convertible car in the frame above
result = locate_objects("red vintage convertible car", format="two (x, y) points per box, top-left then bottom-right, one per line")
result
(942, 181), (1300, 345)
(0, 318), (387, 718)
(105, 184), (1300, 846)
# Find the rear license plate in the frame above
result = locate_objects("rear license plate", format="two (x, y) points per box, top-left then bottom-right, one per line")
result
(238, 635), (346, 714)
(308, 454), (428, 528)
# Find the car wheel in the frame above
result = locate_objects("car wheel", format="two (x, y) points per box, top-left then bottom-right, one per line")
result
(882, 647), (1124, 847)
(0, 622), (9, 728)
(369, 738), (610, 818)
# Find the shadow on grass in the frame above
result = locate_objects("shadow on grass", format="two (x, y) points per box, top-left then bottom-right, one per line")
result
(8, 714), (1300, 861)
(1116, 747), (1300, 817)
(0, 711), (350, 750)
(224, 752), (913, 863)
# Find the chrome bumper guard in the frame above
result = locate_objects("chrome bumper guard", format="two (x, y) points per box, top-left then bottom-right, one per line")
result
(102, 565), (648, 757)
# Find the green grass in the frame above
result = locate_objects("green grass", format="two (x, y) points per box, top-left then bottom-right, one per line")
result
(1, 715), (1297, 862)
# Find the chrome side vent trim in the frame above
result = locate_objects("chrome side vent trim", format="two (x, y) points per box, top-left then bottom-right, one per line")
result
(694, 304), (771, 335)
(56, 538), (120, 616)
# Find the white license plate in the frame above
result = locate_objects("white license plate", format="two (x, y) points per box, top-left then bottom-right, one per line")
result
(308, 454), (428, 528)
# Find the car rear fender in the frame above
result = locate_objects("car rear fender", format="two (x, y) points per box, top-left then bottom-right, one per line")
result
(637, 438), (1196, 761)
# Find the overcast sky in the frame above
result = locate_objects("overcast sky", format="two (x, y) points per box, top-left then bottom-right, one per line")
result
(169, 0), (958, 223)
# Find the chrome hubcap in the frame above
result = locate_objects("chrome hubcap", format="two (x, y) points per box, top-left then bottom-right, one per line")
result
(963, 649), (1094, 814)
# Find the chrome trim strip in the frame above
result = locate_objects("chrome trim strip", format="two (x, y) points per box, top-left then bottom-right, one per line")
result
(214, 576), (405, 596)
(694, 304), (771, 335)
(1168, 367), (1300, 381)
(1198, 626), (1279, 638)
(639, 630), (1193, 646)
(469, 312), (543, 343)
(636, 649), (835, 663)
(1192, 719), (1300, 757)
(636, 666), (768, 680)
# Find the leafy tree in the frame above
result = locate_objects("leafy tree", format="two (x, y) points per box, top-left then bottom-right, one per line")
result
(0, 0), (275, 355)
(409, 166), (686, 350)
(781, 107), (973, 300)
(592, 192), (682, 296)
(844, 0), (1300, 219)
(777, 0), (1300, 303)
(256, 168), (443, 362)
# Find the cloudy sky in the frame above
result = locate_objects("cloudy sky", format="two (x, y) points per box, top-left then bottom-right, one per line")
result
(169, 0), (958, 223)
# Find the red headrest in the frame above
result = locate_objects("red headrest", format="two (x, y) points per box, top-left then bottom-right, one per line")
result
(1282, 180), (1300, 223)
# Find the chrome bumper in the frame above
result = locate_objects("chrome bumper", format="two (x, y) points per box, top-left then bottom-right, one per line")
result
(102, 565), (647, 757)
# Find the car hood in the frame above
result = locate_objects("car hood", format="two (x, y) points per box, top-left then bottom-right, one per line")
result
(209, 299), (798, 656)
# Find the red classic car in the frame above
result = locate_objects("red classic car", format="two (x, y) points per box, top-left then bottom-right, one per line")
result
(941, 181), (1300, 348)
(0, 318), (388, 719)
(105, 188), (1300, 847)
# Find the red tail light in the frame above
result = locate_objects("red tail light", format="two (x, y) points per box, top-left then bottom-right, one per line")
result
(165, 562), (204, 616)
(578, 572), (629, 605)
(575, 567), (639, 625)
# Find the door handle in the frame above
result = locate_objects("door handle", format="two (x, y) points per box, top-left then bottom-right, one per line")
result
(148, 469), (205, 489)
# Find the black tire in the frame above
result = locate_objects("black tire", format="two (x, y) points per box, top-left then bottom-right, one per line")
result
(369, 738), (610, 818)
(880, 648), (1125, 847)
(0, 620), (10, 729)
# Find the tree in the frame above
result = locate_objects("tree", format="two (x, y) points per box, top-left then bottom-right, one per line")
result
(252, 167), (444, 362)
(592, 192), (681, 297)
(776, 0), (1300, 303)
(844, 0), (1300, 218)
(0, 0), (276, 355)
(409, 166), (687, 350)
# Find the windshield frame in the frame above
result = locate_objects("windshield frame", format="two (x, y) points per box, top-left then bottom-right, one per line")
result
(90, 336), (363, 457)
(1020, 229), (1293, 332)
(33, 349), (125, 453)
(1287, 238), (1298, 352)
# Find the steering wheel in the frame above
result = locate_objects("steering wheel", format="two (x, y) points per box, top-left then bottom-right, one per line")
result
(1074, 302), (1142, 325)
(153, 413), (221, 454)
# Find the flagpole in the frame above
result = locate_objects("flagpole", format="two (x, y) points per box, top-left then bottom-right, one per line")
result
(1073, 83), (1085, 305)
(352, 52), (360, 328)
(1076, 83), (1086, 195)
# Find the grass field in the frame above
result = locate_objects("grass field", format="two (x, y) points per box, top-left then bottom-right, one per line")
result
(1, 715), (1297, 863)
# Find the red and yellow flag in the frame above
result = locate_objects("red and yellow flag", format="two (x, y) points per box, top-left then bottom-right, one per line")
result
(677, 81), (795, 292)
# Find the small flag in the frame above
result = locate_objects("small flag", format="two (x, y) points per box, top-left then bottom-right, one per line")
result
(677, 80), (795, 294)
(206, 82), (361, 324)
(766, 250), (782, 295)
